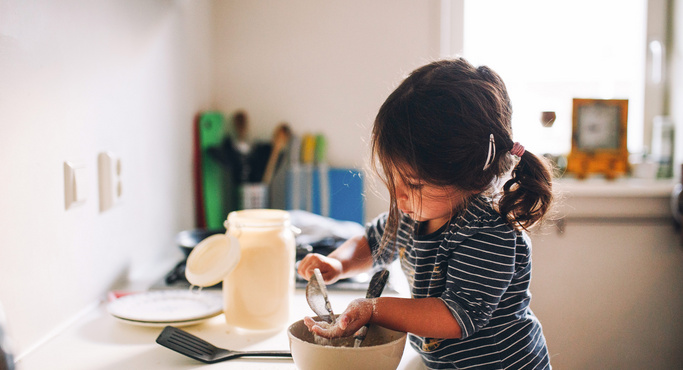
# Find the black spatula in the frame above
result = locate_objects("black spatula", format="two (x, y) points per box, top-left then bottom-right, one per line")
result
(156, 326), (291, 364)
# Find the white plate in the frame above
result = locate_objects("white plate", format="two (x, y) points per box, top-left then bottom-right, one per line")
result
(107, 290), (223, 324)
(110, 314), (217, 327)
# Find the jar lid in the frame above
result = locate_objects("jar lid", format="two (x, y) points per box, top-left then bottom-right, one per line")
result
(225, 209), (290, 228)
(185, 234), (241, 287)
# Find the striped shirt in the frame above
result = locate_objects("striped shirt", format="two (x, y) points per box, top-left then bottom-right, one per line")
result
(366, 196), (550, 369)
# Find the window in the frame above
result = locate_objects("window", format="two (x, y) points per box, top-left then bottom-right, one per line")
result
(461, 0), (659, 157)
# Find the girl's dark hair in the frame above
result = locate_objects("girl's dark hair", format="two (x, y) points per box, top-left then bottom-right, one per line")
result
(371, 58), (553, 246)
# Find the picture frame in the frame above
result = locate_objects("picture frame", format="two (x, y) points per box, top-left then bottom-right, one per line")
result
(566, 98), (629, 179)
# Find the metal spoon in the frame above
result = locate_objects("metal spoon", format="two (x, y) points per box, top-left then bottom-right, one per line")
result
(305, 268), (336, 323)
(354, 269), (390, 347)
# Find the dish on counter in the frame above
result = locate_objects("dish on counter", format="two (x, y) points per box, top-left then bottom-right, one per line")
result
(110, 315), (218, 327)
(288, 317), (407, 370)
(107, 289), (223, 326)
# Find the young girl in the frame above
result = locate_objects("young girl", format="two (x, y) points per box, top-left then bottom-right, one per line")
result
(297, 58), (553, 369)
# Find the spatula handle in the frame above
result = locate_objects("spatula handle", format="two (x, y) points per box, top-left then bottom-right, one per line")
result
(231, 350), (292, 358)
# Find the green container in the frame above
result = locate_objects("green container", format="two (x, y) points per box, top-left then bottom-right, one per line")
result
(199, 112), (234, 229)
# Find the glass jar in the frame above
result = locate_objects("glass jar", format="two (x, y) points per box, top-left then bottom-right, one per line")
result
(222, 209), (296, 330)
(186, 209), (296, 330)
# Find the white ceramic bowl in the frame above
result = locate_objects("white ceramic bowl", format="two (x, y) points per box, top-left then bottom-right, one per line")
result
(287, 318), (407, 370)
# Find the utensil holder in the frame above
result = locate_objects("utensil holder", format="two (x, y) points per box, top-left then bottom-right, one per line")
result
(239, 183), (268, 209)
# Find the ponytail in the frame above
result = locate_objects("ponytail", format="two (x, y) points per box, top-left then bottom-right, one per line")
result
(498, 150), (554, 230)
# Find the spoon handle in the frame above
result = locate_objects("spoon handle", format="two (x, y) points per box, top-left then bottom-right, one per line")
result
(354, 269), (390, 346)
(365, 269), (390, 299)
(314, 268), (336, 323)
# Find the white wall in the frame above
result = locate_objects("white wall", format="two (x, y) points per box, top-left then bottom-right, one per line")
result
(211, 0), (442, 219)
(0, 0), (441, 357)
(0, 0), (213, 355)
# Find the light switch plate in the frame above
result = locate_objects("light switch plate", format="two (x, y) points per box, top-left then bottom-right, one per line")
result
(64, 162), (86, 210)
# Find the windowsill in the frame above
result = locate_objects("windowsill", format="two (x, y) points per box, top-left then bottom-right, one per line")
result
(547, 177), (676, 220)
(554, 177), (676, 198)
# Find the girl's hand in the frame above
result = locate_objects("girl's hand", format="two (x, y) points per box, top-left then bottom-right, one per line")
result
(297, 253), (343, 284)
(304, 298), (374, 339)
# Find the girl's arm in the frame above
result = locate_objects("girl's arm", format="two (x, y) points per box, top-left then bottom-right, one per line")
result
(371, 297), (462, 338)
(306, 296), (462, 339)
(297, 235), (374, 283)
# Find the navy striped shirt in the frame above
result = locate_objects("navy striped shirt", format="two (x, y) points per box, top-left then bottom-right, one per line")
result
(366, 196), (550, 369)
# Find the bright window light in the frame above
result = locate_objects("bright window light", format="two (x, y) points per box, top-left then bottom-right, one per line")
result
(463, 0), (647, 156)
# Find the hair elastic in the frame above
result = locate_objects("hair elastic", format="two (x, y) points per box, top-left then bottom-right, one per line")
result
(510, 142), (525, 158)
(482, 134), (496, 171)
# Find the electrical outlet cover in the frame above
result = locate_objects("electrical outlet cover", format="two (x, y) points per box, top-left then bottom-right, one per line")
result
(98, 152), (122, 212)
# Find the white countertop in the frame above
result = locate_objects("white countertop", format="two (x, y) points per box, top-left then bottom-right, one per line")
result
(17, 289), (424, 370)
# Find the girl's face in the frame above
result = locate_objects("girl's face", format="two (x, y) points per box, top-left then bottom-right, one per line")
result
(393, 174), (470, 233)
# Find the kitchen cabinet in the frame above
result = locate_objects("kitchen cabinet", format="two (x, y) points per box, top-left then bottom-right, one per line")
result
(528, 179), (683, 369)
